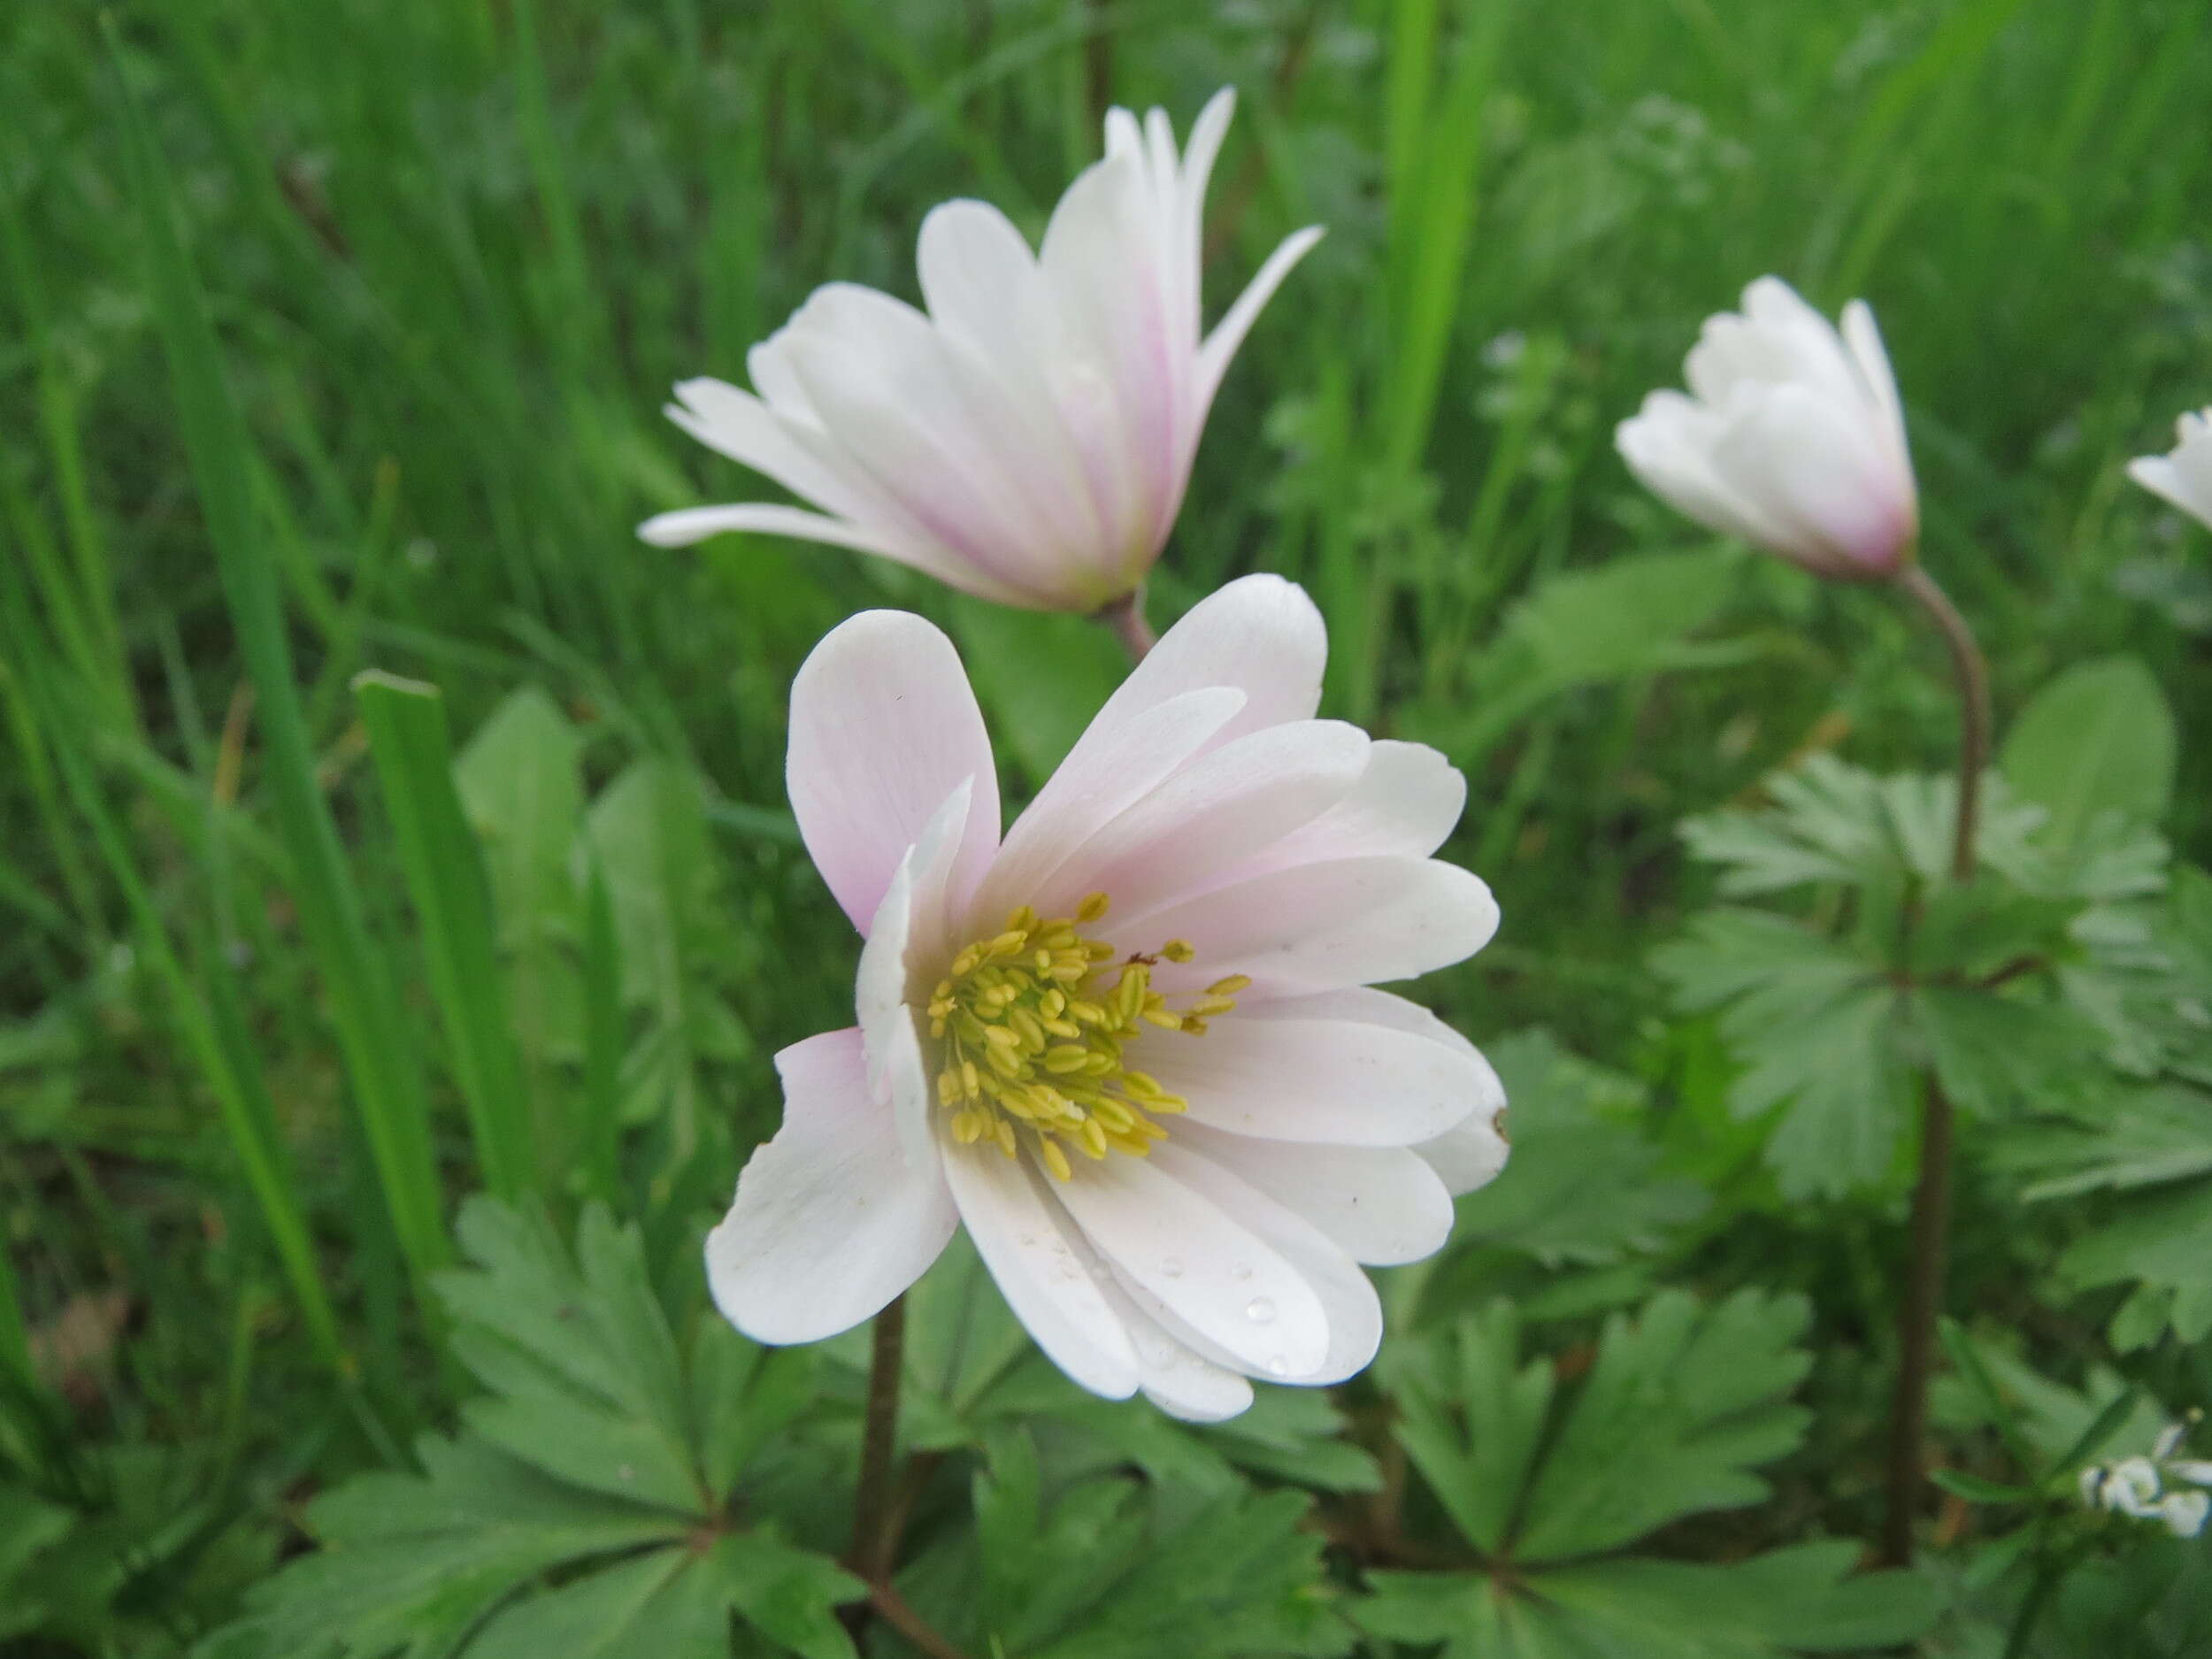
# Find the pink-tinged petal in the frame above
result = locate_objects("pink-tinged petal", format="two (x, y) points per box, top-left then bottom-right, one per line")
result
(1146, 1142), (1382, 1385)
(662, 378), (878, 526)
(1120, 855), (1499, 992)
(1241, 739), (1466, 874)
(1134, 1006), (1486, 1146)
(1169, 1123), (1455, 1266)
(1073, 573), (1326, 769)
(1710, 385), (1914, 577)
(1196, 225), (1325, 413)
(857, 782), (977, 1164)
(705, 1028), (956, 1345)
(1235, 987), (1509, 1193)
(788, 612), (999, 934)
(1053, 1152), (1332, 1377)
(972, 687), (1245, 929)
(942, 1145), (1141, 1399)
(1035, 719), (1369, 920)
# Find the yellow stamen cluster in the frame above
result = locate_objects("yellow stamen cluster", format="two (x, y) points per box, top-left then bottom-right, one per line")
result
(926, 891), (1248, 1181)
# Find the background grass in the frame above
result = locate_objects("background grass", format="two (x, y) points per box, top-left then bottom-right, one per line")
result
(4, 0), (2210, 1647)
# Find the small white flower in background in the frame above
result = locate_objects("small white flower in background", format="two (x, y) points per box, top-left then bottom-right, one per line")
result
(1617, 275), (1919, 582)
(2128, 407), (2212, 531)
(2080, 1418), (2212, 1540)
(641, 89), (1323, 615)
(706, 575), (1507, 1419)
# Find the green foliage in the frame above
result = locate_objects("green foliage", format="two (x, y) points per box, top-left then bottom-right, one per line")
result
(1367, 1291), (1937, 1655)
(226, 1200), (858, 1659)
(1999, 656), (2177, 851)
(1657, 751), (2146, 1194)
(897, 1428), (1354, 1659)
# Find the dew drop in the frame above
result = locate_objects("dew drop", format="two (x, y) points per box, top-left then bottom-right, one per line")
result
(1055, 1259), (1081, 1281)
(1265, 1356), (1290, 1378)
(1018, 1233), (1036, 1248)
(1161, 1257), (1185, 1279)
(1245, 1297), (1277, 1325)
(1231, 1261), (1254, 1281)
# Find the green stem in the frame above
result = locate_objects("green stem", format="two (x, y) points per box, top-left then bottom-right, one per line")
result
(1878, 562), (1992, 1569)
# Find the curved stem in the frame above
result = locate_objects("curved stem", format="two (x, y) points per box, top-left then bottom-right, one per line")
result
(1878, 563), (1992, 1568)
(1896, 565), (1991, 881)
(1096, 587), (1156, 662)
(849, 1295), (905, 1580)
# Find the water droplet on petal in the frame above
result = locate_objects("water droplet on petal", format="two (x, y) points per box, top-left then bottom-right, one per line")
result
(1018, 1233), (1036, 1248)
(1265, 1356), (1290, 1378)
(1161, 1257), (1184, 1279)
(1055, 1259), (1081, 1281)
(1246, 1297), (1276, 1325)
(1231, 1261), (1254, 1281)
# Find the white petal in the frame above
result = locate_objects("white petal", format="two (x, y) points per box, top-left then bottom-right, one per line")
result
(1135, 1002), (1489, 1146)
(942, 1143), (1141, 1399)
(1241, 739), (1466, 872)
(1170, 1123), (1455, 1266)
(1617, 391), (1796, 555)
(1118, 855), (1500, 992)
(1052, 1151), (1333, 1377)
(1034, 718), (1370, 920)
(1147, 1141), (1384, 1385)
(787, 612), (999, 934)
(1838, 300), (1910, 475)
(971, 686), (1245, 929)
(1197, 225), (1325, 412)
(858, 782), (976, 1165)
(1073, 573), (1327, 770)
(1409, 1112), (1511, 1196)
(705, 1029), (956, 1345)
(1097, 1274), (1255, 1421)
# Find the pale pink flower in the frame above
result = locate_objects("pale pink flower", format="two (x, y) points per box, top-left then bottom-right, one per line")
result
(640, 89), (1322, 614)
(2129, 407), (2212, 530)
(1617, 276), (1918, 580)
(707, 576), (1506, 1418)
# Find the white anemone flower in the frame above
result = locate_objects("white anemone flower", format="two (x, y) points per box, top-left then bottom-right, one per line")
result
(706, 576), (1507, 1419)
(1617, 275), (1919, 581)
(2081, 1421), (2212, 1540)
(2128, 407), (2212, 530)
(640, 89), (1322, 615)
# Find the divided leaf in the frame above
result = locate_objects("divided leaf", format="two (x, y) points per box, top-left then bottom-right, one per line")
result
(897, 1429), (1355, 1659)
(1385, 1288), (1812, 1568)
(231, 1199), (857, 1659)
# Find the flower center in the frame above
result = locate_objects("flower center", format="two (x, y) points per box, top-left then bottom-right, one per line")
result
(925, 892), (1247, 1181)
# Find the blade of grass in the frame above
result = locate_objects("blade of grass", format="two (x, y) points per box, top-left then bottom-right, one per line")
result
(356, 672), (534, 1202)
(1382, 0), (1512, 479)
(107, 20), (450, 1292)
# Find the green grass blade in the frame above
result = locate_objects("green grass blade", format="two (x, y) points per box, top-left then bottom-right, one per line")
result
(106, 20), (449, 1288)
(356, 672), (534, 1202)
(1382, 0), (1512, 479)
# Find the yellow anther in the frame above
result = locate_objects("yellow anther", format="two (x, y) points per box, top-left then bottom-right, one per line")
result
(926, 893), (1232, 1181)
